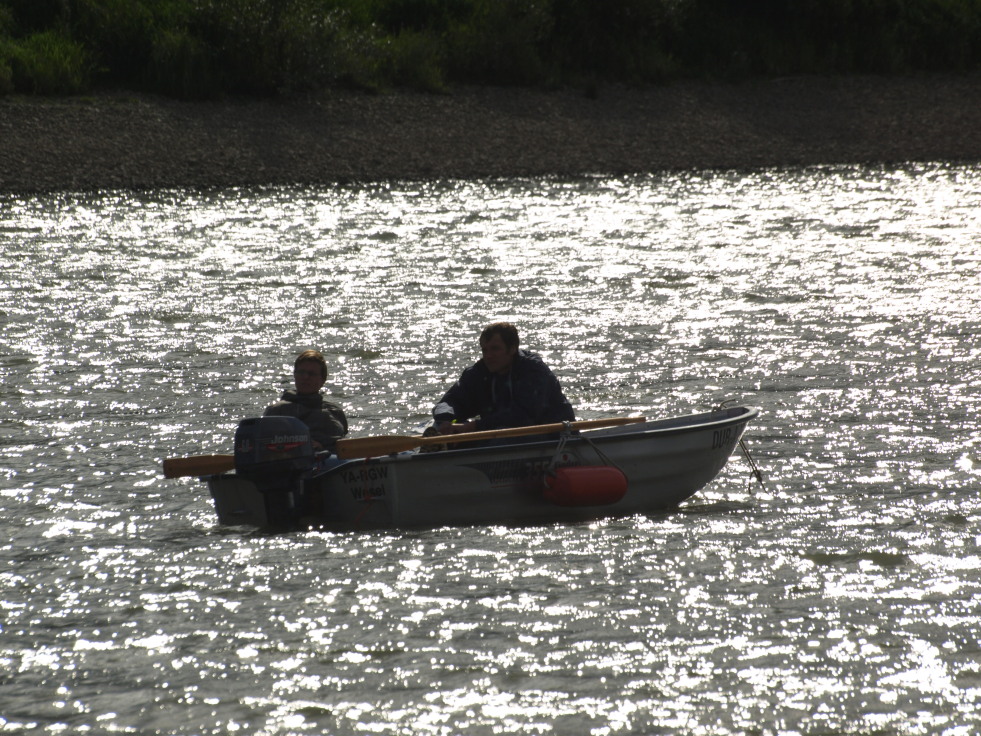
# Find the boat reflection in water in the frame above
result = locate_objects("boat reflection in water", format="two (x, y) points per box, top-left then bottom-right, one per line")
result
(205, 406), (759, 531)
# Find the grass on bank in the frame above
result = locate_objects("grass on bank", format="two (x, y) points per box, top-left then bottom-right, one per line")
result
(1, 0), (980, 98)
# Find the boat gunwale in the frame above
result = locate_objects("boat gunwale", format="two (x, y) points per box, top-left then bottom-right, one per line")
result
(312, 405), (760, 474)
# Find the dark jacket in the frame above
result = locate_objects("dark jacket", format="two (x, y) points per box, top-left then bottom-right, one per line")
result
(433, 350), (575, 431)
(264, 391), (348, 451)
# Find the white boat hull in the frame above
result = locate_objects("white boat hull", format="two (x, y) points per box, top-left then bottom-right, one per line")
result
(206, 406), (758, 530)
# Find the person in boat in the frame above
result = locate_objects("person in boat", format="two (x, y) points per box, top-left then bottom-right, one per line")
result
(264, 349), (348, 452)
(432, 322), (575, 436)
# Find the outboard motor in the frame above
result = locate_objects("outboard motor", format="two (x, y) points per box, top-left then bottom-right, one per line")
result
(234, 416), (315, 528)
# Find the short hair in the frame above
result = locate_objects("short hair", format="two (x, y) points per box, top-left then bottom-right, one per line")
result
(480, 322), (519, 350)
(294, 349), (328, 380)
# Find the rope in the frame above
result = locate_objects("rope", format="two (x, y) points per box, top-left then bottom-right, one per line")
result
(577, 428), (627, 475)
(544, 426), (570, 485)
(547, 421), (626, 475)
(739, 438), (766, 492)
(716, 398), (766, 492)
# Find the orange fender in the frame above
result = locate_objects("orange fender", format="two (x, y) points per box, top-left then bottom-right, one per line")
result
(543, 466), (627, 506)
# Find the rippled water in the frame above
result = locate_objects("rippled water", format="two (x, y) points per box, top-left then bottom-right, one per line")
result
(2, 164), (980, 734)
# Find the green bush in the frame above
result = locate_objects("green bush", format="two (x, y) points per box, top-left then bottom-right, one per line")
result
(1, 0), (980, 97)
(902, 0), (981, 71)
(0, 5), (13, 93)
(383, 30), (446, 91)
(671, 0), (981, 77)
(0, 54), (13, 95)
(547, 0), (678, 82)
(4, 30), (92, 94)
(68, 0), (160, 88)
(148, 27), (216, 98)
(444, 0), (553, 85)
(179, 0), (374, 95)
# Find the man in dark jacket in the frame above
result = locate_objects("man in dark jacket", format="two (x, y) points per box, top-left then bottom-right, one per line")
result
(433, 322), (575, 435)
(264, 349), (348, 452)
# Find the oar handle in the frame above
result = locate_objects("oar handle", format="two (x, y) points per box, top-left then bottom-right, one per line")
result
(162, 454), (235, 479)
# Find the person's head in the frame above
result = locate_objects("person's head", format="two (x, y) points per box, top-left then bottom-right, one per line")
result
(293, 349), (328, 394)
(479, 322), (519, 375)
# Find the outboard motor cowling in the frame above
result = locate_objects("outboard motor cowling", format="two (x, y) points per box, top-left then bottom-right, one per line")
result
(234, 416), (314, 475)
(234, 416), (315, 528)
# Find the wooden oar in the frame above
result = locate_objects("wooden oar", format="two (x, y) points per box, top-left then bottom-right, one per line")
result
(162, 416), (645, 477)
(334, 416), (645, 459)
(162, 454), (234, 479)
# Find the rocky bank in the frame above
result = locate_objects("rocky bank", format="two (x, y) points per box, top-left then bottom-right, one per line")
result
(2, 74), (981, 193)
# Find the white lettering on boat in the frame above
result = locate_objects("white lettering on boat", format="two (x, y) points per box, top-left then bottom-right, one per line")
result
(340, 466), (389, 484)
(265, 434), (308, 444)
(464, 456), (571, 487)
(350, 485), (386, 501)
(712, 428), (733, 450)
(341, 465), (389, 501)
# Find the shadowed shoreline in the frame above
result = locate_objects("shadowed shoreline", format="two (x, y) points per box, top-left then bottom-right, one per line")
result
(2, 74), (981, 193)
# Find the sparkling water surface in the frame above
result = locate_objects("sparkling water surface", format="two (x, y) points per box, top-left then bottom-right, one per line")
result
(2, 164), (980, 734)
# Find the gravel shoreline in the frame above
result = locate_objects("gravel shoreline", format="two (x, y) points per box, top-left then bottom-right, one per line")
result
(2, 74), (981, 193)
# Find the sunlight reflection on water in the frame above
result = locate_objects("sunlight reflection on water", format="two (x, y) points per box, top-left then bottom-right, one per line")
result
(1, 163), (981, 734)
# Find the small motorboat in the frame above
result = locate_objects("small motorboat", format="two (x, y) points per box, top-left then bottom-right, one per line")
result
(186, 405), (759, 531)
